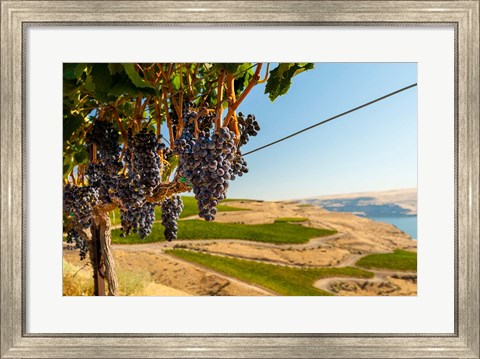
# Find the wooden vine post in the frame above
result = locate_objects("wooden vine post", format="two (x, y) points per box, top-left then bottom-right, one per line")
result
(89, 222), (105, 296)
(86, 142), (106, 296)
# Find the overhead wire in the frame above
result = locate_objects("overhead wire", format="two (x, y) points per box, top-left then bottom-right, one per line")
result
(242, 83), (418, 156)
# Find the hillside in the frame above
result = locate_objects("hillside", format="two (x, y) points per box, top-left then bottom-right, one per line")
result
(298, 188), (417, 217)
(64, 198), (417, 296)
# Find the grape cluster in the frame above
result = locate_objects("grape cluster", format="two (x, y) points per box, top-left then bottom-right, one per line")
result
(230, 153), (249, 180)
(173, 105), (261, 221)
(197, 104), (215, 132)
(238, 112), (260, 146)
(85, 121), (122, 203)
(65, 120), (178, 244)
(161, 195), (183, 241)
(87, 121), (122, 162)
(119, 202), (156, 239)
(126, 129), (162, 196)
(66, 228), (88, 260)
(175, 119), (236, 220)
(63, 184), (99, 228)
(117, 129), (162, 238)
(181, 101), (215, 132)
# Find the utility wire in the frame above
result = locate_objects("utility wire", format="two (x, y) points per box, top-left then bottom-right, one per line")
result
(242, 83), (418, 157)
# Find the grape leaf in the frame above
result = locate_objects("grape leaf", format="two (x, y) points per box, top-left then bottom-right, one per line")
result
(63, 153), (75, 177)
(108, 80), (141, 97)
(91, 64), (113, 94)
(63, 78), (80, 97)
(63, 164), (73, 179)
(265, 63), (314, 101)
(73, 147), (88, 164)
(63, 63), (78, 80)
(171, 75), (180, 91)
(224, 63), (241, 74)
(84, 74), (95, 92)
(122, 63), (155, 89)
(235, 63), (253, 77)
(162, 155), (178, 182)
(74, 63), (87, 79)
(108, 63), (124, 75)
(63, 114), (84, 141)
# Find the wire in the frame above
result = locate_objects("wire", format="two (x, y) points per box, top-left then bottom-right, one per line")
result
(242, 83), (418, 157)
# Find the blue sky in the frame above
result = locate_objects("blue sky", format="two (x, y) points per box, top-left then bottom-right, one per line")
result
(226, 63), (417, 201)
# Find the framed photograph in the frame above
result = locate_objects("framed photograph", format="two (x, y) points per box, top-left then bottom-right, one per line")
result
(1, 1), (479, 358)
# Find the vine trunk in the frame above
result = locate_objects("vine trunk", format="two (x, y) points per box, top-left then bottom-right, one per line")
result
(89, 210), (118, 296)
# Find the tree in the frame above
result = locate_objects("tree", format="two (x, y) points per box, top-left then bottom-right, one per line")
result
(63, 62), (314, 295)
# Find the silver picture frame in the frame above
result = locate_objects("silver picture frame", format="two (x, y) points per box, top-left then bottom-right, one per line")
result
(1, 1), (479, 358)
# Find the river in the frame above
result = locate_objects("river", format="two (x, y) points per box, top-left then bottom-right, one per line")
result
(369, 216), (417, 240)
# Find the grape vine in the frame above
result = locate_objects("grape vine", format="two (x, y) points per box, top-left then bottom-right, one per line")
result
(62, 63), (313, 294)
(64, 105), (259, 253)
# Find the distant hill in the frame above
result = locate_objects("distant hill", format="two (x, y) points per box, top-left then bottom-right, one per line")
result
(298, 188), (417, 217)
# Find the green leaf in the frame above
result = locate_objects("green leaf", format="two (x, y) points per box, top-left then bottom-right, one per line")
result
(63, 63), (77, 80)
(234, 72), (253, 96)
(63, 153), (75, 177)
(90, 63), (117, 102)
(85, 74), (95, 92)
(94, 89), (115, 104)
(224, 63), (241, 74)
(63, 163), (73, 178)
(162, 155), (178, 182)
(108, 79), (141, 97)
(171, 75), (180, 91)
(73, 146), (88, 164)
(74, 63), (87, 79)
(264, 63), (314, 101)
(108, 63), (124, 75)
(91, 64), (113, 94)
(234, 63), (253, 77)
(276, 63), (292, 79)
(122, 63), (155, 89)
(117, 101), (135, 117)
(63, 114), (84, 141)
(63, 79), (80, 97)
(293, 63), (314, 76)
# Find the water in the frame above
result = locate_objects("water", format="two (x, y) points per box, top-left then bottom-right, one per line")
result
(369, 216), (417, 240)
